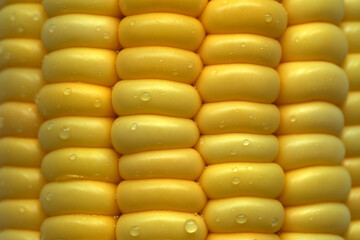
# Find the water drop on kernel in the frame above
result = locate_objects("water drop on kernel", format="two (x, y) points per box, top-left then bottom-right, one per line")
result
(130, 226), (140, 237)
(241, 43), (246, 48)
(130, 20), (135, 26)
(59, 127), (71, 140)
(140, 92), (151, 102)
(19, 207), (25, 213)
(33, 14), (40, 21)
(63, 88), (72, 96)
(271, 218), (278, 227)
(219, 121), (225, 128)
(232, 177), (240, 185)
(215, 216), (221, 222)
(130, 123), (137, 131)
(243, 139), (250, 146)
(47, 122), (54, 130)
(10, 13), (16, 21)
(70, 154), (77, 160)
(17, 24), (24, 32)
(46, 193), (52, 201)
(232, 167), (239, 173)
(188, 62), (193, 68)
(290, 115), (297, 122)
(236, 214), (248, 224)
(184, 219), (198, 233)
(172, 69), (179, 76)
(264, 14), (273, 23)
(49, 25), (56, 33)
(230, 149), (237, 156)
(94, 99), (102, 108)
(103, 32), (110, 39)
(96, 25), (102, 31)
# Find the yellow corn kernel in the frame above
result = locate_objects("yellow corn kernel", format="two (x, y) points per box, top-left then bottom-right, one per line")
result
(196, 64), (280, 104)
(118, 13), (205, 51)
(118, 148), (204, 180)
(116, 179), (207, 213)
(40, 181), (119, 216)
(116, 46), (202, 84)
(41, 147), (120, 183)
(201, 0), (287, 38)
(112, 79), (201, 118)
(37, 82), (115, 119)
(111, 115), (199, 154)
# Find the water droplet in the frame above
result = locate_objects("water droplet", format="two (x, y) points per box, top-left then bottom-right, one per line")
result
(232, 167), (239, 173)
(309, 216), (313, 221)
(262, 123), (270, 130)
(243, 139), (250, 146)
(215, 216), (221, 222)
(184, 219), (198, 233)
(49, 25), (56, 33)
(258, 216), (263, 221)
(160, 92), (165, 96)
(130, 123), (137, 131)
(33, 14), (40, 21)
(236, 214), (248, 224)
(47, 122), (54, 130)
(212, 70), (218, 75)
(103, 32), (110, 39)
(271, 218), (278, 227)
(230, 149), (237, 156)
(219, 121), (225, 128)
(70, 154), (77, 160)
(10, 13), (16, 21)
(264, 14), (273, 23)
(130, 226), (140, 237)
(0, 117), (3, 128)
(63, 88), (72, 96)
(59, 127), (71, 140)
(290, 115), (297, 122)
(232, 177), (240, 185)
(46, 193), (52, 201)
(19, 207), (25, 213)
(188, 62), (193, 68)
(295, 37), (300, 43)
(94, 170), (100, 176)
(17, 24), (24, 32)
(94, 99), (102, 108)
(241, 43), (246, 48)
(172, 69), (179, 76)
(96, 25), (102, 31)
(130, 20), (135, 26)
(247, 166), (253, 171)
(159, 59), (163, 63)
(140, 92), (151, 102)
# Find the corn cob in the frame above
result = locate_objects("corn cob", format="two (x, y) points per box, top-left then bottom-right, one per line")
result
(113, 1), (208, 240)
(0, 1), (46, 239)
(341, 0), (360, 239)
(277, 1), (351, 239)
(37, 1), (121, 239)
(193, 1), (287, 239)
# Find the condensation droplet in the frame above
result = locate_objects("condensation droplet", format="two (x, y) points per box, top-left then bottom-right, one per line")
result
(212, 70), (218, 75)
(232, 167), (239, 173)
(103, 32), (110, 39)
(309, 216), (313, 221)
(290, 115), (297, 122)
(173, 69), (179, 76)
(19, 207), (25, 213)
(295, 37), (300, 43)
(264, 14), (273, 23)
(215, 216), (221, 222)
(188, 62), (193, 68)
(247, 166), (253, 171)
(46, 193), (52, 201)
(232, 177), (240, 185)
(94, 99), (102, 108)
(130, 20), (135, 26)
(241, 43), (246, 48)
(94, 170), (100, 176)
(230, 149), (237, 156)
(130, 226), (140, 237)
(96, 25), (102, 32)
(63, 88), (72, 96)
(130, 123), (137, 131)
(140, 92), (151, 102)
(243, 139), (250, 146)
(236, 214), (248, 224)
(258, 216), (263, 221)
(47, 122), (54, 130)
(219, 121), (225, 128)
(59, 127), (71, 140)
(271, 218), (278, 227)
(10, 13), (16, 21)
(184, 219), (198, 233)
(49, 25), (56, 33)
(70, 154), (77, 160)
(17, 24), (24, 32)
(33, 14), (40, 21)
(262, 123), (270, 130)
